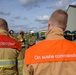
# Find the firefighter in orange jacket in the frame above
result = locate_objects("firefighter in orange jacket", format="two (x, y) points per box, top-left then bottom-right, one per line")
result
(24, 10), (76, 75)
(0, 18), (23, 75)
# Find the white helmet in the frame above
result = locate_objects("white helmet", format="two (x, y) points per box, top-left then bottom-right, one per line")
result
(30, 30), (34, 34)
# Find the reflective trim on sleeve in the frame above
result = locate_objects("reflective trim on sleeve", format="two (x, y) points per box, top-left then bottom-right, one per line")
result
(0, 59), (16, 67)
(18, 60), (23, 66)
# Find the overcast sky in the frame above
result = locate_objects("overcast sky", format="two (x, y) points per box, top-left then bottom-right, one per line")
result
(0, 0), (76, 33)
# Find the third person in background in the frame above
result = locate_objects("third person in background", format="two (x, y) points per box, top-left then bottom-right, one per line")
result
(17, 30), (27, 57)
(27, 30), (36, 48)
(9, 30), (16, 39)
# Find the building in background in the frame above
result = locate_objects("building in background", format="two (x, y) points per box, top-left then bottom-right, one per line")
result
(39, 30), (47, 39)
(67, 5), (76, 31)
(64, 5), (76, 41)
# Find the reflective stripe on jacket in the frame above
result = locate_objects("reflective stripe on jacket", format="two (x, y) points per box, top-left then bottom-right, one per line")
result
(0, 59), (16, 67)
(0, 59), (23, 67)
(18, 59), (23, 66)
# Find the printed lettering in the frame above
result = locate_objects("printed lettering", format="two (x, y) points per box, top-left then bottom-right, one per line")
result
(42, 55), (54, 59)
(34, 56), (41, 60)
(0, 42), (15, 46)
(34, 54), (76, 60)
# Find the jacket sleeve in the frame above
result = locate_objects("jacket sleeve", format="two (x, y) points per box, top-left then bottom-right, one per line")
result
(17, 50), (24, 75)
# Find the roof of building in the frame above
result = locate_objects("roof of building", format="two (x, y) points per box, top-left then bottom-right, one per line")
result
(67, 5), (76, 11)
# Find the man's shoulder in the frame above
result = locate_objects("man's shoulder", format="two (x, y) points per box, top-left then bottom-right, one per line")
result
(26, 39), (76, 52)
(24, 39), (76, 64)
(0, 35), (21, 51)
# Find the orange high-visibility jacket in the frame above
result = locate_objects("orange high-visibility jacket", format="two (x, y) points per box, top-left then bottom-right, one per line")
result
(24, 39), (76, 64)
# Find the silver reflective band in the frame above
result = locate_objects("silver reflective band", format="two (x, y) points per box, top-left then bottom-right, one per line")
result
(18, 60), (23, 66)
(0, 59), (16, 67)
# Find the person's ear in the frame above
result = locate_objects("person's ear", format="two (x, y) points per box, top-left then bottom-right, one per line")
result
(48, 20), (51, 30)
(64, 25), (67, 31)
(5, 26), (9, 31)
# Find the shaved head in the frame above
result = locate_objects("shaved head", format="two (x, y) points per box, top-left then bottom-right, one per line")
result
(0, 18), (8, 31)
(49, 9), (68, 30)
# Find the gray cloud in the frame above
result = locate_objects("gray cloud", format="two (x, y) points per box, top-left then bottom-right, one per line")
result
(71, 2), (76, 5)
(23, 17), (28, 20)
(10, 19), (14, 22)
(35, 15), (49, 24)
(47, 0), (76, 10)
(19, 0), (76, 10)
(12, 15), (28, 20)
(9, 21), (48, 32)
(9, 23), (32, 32)
(12, 16), (21, 19)
(35, 24), (48, 32)
(56, 0), (70, 9)
(0, 11), (10, 16)
(19, 0), (56, 8)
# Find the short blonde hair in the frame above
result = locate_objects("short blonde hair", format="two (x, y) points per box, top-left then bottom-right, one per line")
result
(50, 9), (68, 30)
